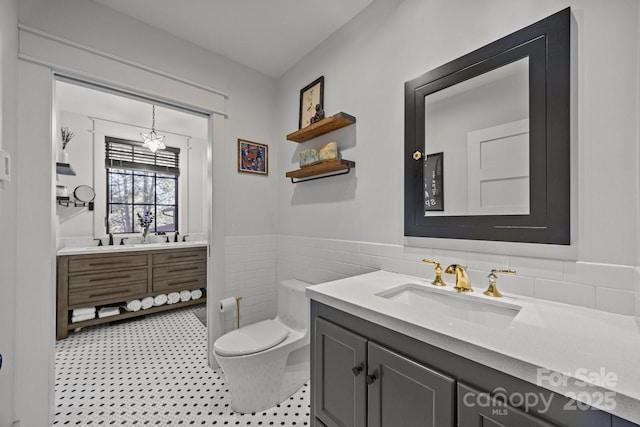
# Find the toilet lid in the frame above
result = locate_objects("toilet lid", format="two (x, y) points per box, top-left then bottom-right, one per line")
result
(214, 320), (289, 356)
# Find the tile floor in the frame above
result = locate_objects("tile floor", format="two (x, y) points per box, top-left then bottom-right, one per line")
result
(54, 305), (310, 425)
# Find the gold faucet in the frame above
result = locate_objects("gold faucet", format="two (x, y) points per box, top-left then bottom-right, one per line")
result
(483, 269), (516, 298)
(421, 259), (447, 287)
(445, 264), (472, 292)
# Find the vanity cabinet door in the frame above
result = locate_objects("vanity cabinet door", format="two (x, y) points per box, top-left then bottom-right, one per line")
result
(367, 342), (455, 427)
(314, 318), (367, 427)
(458, 383), (559, 427)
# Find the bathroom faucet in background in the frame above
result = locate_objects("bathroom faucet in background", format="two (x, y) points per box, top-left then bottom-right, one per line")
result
(108, 232), (114, 246)
(174, 231), (179, 242)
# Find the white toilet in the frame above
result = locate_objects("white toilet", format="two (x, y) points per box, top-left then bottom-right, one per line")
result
(213, 279), (311, 414)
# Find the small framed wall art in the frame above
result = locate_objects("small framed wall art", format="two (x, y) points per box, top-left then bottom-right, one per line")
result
(238, 139), (268, 175)
(299, 76), (324, 129)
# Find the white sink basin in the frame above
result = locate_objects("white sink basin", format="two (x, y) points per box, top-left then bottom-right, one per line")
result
(375, 283), (522, 328)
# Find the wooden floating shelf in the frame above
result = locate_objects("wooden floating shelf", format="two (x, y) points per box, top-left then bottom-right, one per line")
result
(287, 112), (356, 143)
(56, 162), (76, 176)
(286, 158), (355, 183)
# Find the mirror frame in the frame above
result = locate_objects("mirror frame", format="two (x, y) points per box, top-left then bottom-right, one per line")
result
(404, 8), (570, 244)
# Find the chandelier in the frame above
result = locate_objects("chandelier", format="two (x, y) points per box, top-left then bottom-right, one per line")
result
(141, 105), (166, 153)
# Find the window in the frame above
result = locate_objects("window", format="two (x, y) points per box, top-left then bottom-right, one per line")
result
(105, 137), (180, 234)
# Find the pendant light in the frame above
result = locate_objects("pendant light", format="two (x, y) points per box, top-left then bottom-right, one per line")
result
(141, 104), (166, 153)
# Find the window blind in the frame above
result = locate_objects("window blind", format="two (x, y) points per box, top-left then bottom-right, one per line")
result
(105, 136), (180, 175)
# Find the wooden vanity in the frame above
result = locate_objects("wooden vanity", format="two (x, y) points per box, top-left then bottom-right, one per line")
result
(56, 244), (207, 340)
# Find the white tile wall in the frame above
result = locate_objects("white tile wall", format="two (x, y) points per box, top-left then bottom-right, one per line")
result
(223, 234), (637, 329)
(275, 235), (638, 316)
(634, 268), (640, 324)
(223, 235), (277, 332)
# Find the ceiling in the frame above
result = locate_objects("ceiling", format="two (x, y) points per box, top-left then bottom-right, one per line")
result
(91, 0), (375, 78)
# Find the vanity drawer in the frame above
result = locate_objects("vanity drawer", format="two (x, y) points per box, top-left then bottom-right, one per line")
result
(68, 254), (148, 273)
(153, 260), (206, 293)
(68, 281), (148, 307)
(153, 248), (206, 265)
(69, 268), (148, 291)
(152, 273), (206, 293)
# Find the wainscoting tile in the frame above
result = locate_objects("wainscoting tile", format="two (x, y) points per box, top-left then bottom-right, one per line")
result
(563, 261), (634, 291)
(595, 287), (635, 316)
(534, 278), (596, 309)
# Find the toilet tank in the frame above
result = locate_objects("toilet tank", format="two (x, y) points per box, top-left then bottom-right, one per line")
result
(277, 279), (310, 331)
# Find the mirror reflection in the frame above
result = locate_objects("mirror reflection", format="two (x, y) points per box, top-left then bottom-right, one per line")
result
(424, 58), (529, 216)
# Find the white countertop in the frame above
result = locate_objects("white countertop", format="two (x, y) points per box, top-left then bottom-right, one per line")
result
(57, 240), (207, 256)
(306, 270), (640, 424)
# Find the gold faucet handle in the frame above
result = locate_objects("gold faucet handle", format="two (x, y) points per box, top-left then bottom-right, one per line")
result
(483, 269), (516, 297)
(493, 269), (516, 275)
(421, 259), (446, 287)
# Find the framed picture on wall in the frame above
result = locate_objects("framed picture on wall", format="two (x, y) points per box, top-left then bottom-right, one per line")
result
(299, 76), (324, 129)
(238, 139), (268, 175)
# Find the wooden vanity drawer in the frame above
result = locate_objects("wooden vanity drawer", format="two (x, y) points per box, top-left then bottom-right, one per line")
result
(153, 248), (206, 265)
(68, 254), (148, 273)
(152, 261), (206, 292)
(68, 281), (148, 307)
(69, 268), (148, 291)
(152, 273), (206, 293)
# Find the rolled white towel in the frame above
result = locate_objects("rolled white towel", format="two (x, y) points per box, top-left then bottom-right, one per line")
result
(141, 296), (154, 310)
(167, 292), (180, 304)
(72, 307), (96, 317)
(179, 290), (192, 302)
(123, 299), (142, 312)
(191, 289), (203, 300)
(71, 312), (95, 323)
(153, 294), (168, 306)
(98, 306), (120, 318)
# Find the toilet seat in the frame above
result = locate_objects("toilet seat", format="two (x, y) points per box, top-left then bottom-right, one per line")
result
(214, 319), (289, 357)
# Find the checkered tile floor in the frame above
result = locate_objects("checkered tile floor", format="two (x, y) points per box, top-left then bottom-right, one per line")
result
(54, 306), (310, 425)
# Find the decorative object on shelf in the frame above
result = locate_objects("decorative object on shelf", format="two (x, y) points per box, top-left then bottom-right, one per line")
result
(61, 126), (74, 150)
(238, 138), (268, 175)
(56, 185), (68, 198)
(310, 103), (325, 124)
(423, 152), (444, 211)
(57, 184), (95, 210)
(140, 104), (166, 153)
(60, 126), (74, 163)
(287, 112), (356, 143)
(299, 76), (324, 129)
(286, 158), (355, 183)
(318, 142), (339, 161)
(137, 210), (154, 243)
(299, 149), (320, 168)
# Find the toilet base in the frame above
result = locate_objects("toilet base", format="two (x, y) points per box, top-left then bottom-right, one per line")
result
(216, 342), (309, 414)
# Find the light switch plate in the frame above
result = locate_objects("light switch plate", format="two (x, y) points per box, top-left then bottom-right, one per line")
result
(0, 149), (11, 182)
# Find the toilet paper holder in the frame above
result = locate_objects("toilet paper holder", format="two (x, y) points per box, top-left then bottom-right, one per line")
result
(234, 296), (242, 329)
(220, 296), (243, 329)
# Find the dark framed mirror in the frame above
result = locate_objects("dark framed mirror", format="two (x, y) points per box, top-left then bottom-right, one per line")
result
(405, 8), (570, 244)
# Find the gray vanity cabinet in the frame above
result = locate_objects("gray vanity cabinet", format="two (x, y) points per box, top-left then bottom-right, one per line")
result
(458, 383), (558, 427)
(314, 317), (455, 427)
(311, 300), (639, 427)
(314, 318), (367, 427)
(367, 342), (455, 427)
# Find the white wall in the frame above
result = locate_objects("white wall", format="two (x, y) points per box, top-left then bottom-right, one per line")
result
(13, 1), (280, 425)
(57, 110), (209, 243)
(275, 1), (639, 312)
(0, 2), (19, 425)
(19, 0), (279, 238)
